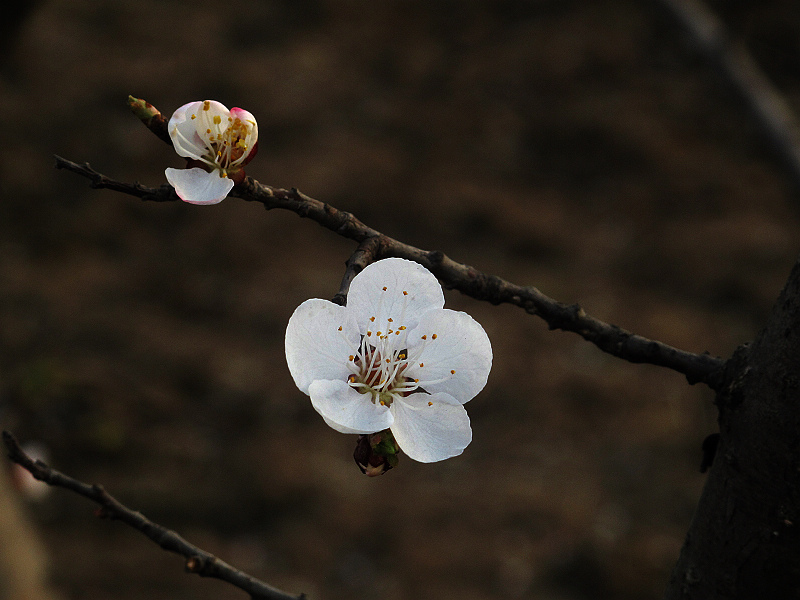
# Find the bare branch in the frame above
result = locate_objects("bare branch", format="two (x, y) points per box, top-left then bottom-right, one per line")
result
(54, 156), (177, 202)
(331, 236), (383, 306)
(54, 153), (725, 390)
(657, 0), (800, 194)
(2, 431), (306, 600)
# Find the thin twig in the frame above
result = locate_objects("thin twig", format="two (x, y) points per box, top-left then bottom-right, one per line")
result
(331, 236), (383, 305)
(55, 154), (726, 389)
(657, 0), (800, 195)
(2, 431), (305, 600)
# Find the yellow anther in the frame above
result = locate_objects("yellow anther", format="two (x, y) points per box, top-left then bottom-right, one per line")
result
(414, 378), (419, 383)
(421, 335), (427, 340)
(432, 334), (438, 340)
(338, 326), (342, 331)
(203, 101), (210, 110)
(370, 316), (375, 322)
(428, 402), (433, 406)
(213, 115), (221, 124)
(367, 330), (372, 336)
(377, 331), (382, 336)
(398, 326), (406, 331)
(450, 370), (456, 374)
(398, 352), (407, 360)
(206, 128), (212, 134)
(348, 355), (354, 361)
(419, 362), (424, 367)
(388, 318), (393, 322)
(382, 286), (387, 291)
(403, 291), (408, 295)
(347, 374), (357, 383)
(191, 114), (197, 119)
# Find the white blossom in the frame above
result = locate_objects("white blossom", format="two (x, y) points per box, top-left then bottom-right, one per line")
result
(164, 100), (257, 205)
(285, 258), (492, 463)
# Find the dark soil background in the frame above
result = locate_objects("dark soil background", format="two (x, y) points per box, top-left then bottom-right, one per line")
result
(2, 1), (800, 599)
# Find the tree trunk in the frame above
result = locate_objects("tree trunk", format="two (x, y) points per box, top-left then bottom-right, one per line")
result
(665, 259), (800, 599)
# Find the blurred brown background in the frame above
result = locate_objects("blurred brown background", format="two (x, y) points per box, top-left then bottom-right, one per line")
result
(1, 1), (799, 599)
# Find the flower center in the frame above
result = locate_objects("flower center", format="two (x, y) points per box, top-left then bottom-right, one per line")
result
(347, 336), (416, 407)
(185, 101), (256, 177)
(341, 285), (456, 408)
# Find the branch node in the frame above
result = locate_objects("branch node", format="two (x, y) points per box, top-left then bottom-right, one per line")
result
(427, 250), (444, 266)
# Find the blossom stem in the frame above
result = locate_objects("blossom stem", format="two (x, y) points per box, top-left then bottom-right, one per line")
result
(56, 129), (726, 391)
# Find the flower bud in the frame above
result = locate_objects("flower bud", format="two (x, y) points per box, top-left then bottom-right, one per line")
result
(353, 430), (400, 476)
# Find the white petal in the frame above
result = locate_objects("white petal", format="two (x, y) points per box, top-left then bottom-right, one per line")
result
(230, 107), (258, 160)
(347, 258), (444, 333)
(320, 413), (367, 435)
(406, 308), (492, 403)
(309, 379), (394, 434)
(285, 299), (360, 394)
(168, 101), (208, 159)
(390, 392), (472, 462)
(165, 167), (234, 205)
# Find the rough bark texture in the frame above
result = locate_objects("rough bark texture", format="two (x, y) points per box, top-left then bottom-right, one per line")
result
(666, 259), (800, 599)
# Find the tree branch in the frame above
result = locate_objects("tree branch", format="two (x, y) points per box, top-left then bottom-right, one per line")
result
(331, 236), (383, 306)
(656, 0), (800, 195)
(2, 431), (305, 600)
(55, 153), (726, 390)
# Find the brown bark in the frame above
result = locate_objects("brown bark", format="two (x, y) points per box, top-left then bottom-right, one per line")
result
(665, 259), (800, 599)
